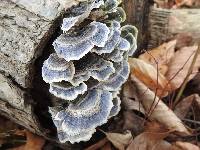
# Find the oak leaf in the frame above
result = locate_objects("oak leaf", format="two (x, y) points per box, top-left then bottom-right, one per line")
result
(166, 46), (200, 91)
(130, 76), (190, 136)
(126, 121), (172, 150)
(171, 141), (200, 150)
(11, 131), (45, 150)
(85, 138), (108, 150)
(139, 40), (176, 75)
(129, 58), (172, 97)
(102, 130), (132, 150)
(123, 81), (145, 113)
(174, 94), (199, 120)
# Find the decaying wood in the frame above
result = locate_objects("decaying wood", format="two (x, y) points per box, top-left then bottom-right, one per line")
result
(0, 73), (44, 135)
(148, 8), (200, 48)
(11, 0), (80, 20)
(0, 0), (53, 88)
(122, 0), (152, 54)
(0, 0), (58, 138)
(0, 0), (81, 147)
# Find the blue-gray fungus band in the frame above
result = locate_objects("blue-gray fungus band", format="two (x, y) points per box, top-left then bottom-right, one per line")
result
(41, 0), (138, 144)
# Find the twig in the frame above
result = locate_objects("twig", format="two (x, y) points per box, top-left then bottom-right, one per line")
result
(182, 118), (200, 126)
(143, 50), (159, 119)
(144, 46), (197, 112)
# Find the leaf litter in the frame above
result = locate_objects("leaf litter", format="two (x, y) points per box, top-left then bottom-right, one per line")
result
(85, 38), (200, 150)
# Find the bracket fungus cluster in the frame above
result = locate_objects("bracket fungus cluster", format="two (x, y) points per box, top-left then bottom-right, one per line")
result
(42, 0), (138, 144)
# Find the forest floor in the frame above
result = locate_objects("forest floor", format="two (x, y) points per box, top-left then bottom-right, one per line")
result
(0, 0), (200, 150)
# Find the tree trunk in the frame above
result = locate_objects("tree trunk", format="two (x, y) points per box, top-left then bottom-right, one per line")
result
(122, 0), (153, 55)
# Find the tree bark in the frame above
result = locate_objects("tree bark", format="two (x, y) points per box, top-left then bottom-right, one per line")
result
(0, 0), (52, 88)
(11, 0), (80, 20)
(0, 0), (81, 148)
(148, 8), (200, 48)
(122, 0), (153, 55)
(0, 74), (42, 133)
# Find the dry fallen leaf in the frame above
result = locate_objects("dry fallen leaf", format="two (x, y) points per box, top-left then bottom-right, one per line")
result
(139, 40), (176, 75)
(127, 121), (172, 150)
(192, 95), (200, 121)
(122, 111), (144, 136)
(122, 97), (145, 114)
(127, 135), (171, 150)
(129, 58), (172, 97)
(123, 81), (139, 101)
(0, 117), (26, 148)
(171, 141), (200, 150)
(154, 0), (175, 8)
(85, 138), (108, 150)
(175, 0), (188, 6)
(11, 130), (45, 150)
(174, 94), (198, 120)
(166, 45), (200, 91)
(123, 81), (145, 113)
(144, 121), (169, 133)
(102, 130), (132, 150)
(100, 142), (112, 150)
(175, 0), (195, 7)
(155, 0), (200, 8)
(131, 76), (190, 136)
(175, 33), (193, 49)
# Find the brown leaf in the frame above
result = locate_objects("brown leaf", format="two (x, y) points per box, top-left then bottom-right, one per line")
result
(175, 0), (199, 7)
(171, 141), (200, 150)
(127, 138), (172, 150)
(175, 33), (193, 49)
(85, 138), (108, 150)
(154, 0), (175, 8)
(192, 95), (200, 121)
(102, 130), (132, 150)
(122, 97), (145, 114)
(0, 117), (25, 147)
(123, 81), (139, 101)
(122, 81), (145, 113)
(175, 0), (195, 7)
(127, 122), (172, 150)
(174, 94), (198, 120)
(129, 58), (172, 97)
(131, 76), (190, 136)
(100, 142), (112, 150)
(139, 40), (176, 75)
(123, 111), (144, 136)
(144, 121), (172, 140)
(0, 117), (20, 133)
(11, 131), (45, 150)
(166, 45), (200, 91)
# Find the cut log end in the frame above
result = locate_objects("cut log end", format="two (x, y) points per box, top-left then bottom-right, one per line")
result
(148, 7), (200, 49)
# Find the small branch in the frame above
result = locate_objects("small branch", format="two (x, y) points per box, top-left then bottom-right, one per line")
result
(182, 118), (200, 126)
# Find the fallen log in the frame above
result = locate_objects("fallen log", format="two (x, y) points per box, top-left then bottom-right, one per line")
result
(0, 0), (81, 148)
(148, 7), (200, 48)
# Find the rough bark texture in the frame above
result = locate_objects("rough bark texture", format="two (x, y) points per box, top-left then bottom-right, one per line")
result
(148, 8), (200, 48)
(0, 73), (46, 135)
(0, 0), (58, 138)
(0, 0), (81, 148)
(122, 0), (152, 55)
(0, 0), (53, 88)
(11, 0), (80, 20)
